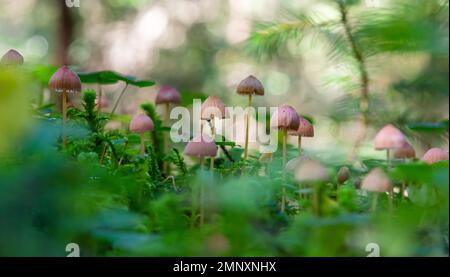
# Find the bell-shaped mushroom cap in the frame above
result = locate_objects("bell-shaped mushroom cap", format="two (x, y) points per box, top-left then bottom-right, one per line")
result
(48, 66), (82, 94)
(289, 116), (314, 137)
(421, 148), (449, 164)
(361, 168), (392, 193)
(393, 142), (416, 159)
(270, 105), (300, 131)
(374, 124), (406, 150)
(337, 166), (350, 184)
(201, 96), (229, 120)
(236, 75), (265, 96)
(294, 159), (329, 183)
(184, 134), (217, 157)
(286, 156), (308, 171)
(0, 49), (24, 66)
(130, 113), (154, 133)
(155, 85), (181, 105)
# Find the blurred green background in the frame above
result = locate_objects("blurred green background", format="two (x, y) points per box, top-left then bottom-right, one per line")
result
(0, 0), (448, 257)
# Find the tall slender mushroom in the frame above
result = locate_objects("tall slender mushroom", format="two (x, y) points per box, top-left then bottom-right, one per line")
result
(294, 159), (329, 215)
(421, 148), (449, 164)
(130, 113), (154, 158)
(201, 95), (229, 173)
(374, 124), (406, 168)
(361, 168), (393, 212)
(48, 66), (82, 146)
(0, 49), (24, 66)
(270, 105), (300, 212)
(236, 75), (264, 160)
(155, 85), (181, 172)
(289, 116), (314, 156)
(184, 134), (218, 226)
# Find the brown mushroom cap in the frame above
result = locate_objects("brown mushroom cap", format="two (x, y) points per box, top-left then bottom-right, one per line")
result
(294, 159), (329, 183)
(130, 113), (154, 133)
(155, 85), (181, 105)
(337, 166), (350, 184)
(270, 105), (300, 131)
(288, 116), (314, 137)
(361, 168), (392, 193)
(48, 66), (82, 94)
(0, 49), (24, 66)
(184, 134), (218, 158)
(393, 142), (416, 159)
(421, 148), (449, 164)
(374, 124), (406, 150)
(236, 75), (264, 96)
(201, 95), (229, 120)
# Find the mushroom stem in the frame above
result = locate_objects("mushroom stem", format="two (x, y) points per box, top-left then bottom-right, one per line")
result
(118, 140), (129, 167)
(62, 91), (68, 147)
(140, 132), (146, 158)
(110, 83), (129, 117)
(281, 129), (288, 212)
(97, 83), (102, 114)
(371, 193), (379, 213)
(386, 149), (391, 169)
(209, 118), (216, 175)
(388, 189), (393, 212)
(163, 102), (170, 173)
(244, 94), (252, 160)
(100, 143), (108, 164)
(199, 157), (205, 227)
(298, 136), (302, 156)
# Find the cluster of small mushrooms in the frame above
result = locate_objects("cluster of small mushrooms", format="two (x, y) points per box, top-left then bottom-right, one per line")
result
(2, 48), (449, 214)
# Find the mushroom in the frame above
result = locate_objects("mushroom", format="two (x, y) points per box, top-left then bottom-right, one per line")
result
(236, 75), (264, 160)
(130, 113), (154, 158)
(421, 148), (449, 164)
(393, 141), (416, 160)
(374, 124), (406, 168)
(48, 66), (82, 146)
(289, 116), (314, 156)
(184, 134), (218, 226)
(361, 168), (393, 212)
(201, 96), (229, 173)
(270, 105), (300, 212)
(294, 159), (329, 215)
(155, 85), (181, 172)
(0, 49), (24, 66)
(337, 166), (350, 185)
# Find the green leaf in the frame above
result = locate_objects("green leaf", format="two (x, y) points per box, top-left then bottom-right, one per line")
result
(407, 120), (449, 133)
(77, 70), (155, 87)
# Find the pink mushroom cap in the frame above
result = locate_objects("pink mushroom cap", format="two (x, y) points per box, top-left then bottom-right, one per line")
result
(288, 116), (314, 137)
(421, 148), (449, 164)
(1, 49), (24, 66)
(374, 124), (406, 150)
(155, 85), (181, 105)
(130, 113), (154, 133)
(393, 142), (416, 159)
(270, 105), (300, 131)
(361, 168), (392, 193)
(184, 134), (217, 158)
(48, 66), (82, 94)
(236, 75), (265, 96)
(201, 95), (229, 120)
